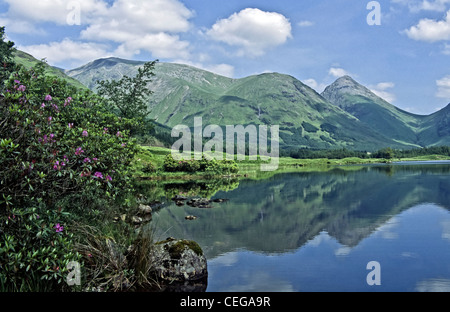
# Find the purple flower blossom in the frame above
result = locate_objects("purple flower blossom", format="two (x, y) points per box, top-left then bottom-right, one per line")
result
(93, 172), (103, 179)
(48, 116), (52, 122)
(106, 175), (112, 181)
(68, 123), (73, 128)
(14, 80), (20, 84)
(75, 147), (84, 156)
(41, 103), (45, 108)
(54, 223), (64, 233)
(83, 157), (91, 163)
(64, 97), (72, 107)
(116, 131), (122, 137)
(82, 130), (88, 137)
(45, 95), (52, 101)
(17, 85), (26, 92)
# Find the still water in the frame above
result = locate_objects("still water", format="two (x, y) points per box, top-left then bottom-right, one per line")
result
(148, 162), (450, 292)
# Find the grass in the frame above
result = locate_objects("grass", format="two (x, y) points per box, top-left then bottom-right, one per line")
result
(131, 145), (450, 180)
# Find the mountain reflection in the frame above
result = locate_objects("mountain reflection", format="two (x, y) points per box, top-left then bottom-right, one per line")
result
(148, 163), (450, 259)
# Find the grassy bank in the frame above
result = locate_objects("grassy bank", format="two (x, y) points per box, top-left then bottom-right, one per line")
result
(131, 146), (450, 180)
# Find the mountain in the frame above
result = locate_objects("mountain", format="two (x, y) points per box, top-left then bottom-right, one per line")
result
(419, 104), (450, 146)
(13, 50), (88, 90)
(321, 75), (450, 147)
(66, 58), (412, 151)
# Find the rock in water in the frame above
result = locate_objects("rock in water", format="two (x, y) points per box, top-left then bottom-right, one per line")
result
(150, 239), (207, 284)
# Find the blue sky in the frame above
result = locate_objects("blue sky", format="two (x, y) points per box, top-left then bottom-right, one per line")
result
(1, 0), (450, 114)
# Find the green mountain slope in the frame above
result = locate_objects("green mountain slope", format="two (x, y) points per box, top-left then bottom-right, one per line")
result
(66, 58), (411, 151)
(321, 75), (450, 148)
(321, 76), (425, 148)
(418, 104), (450, 146)
(13, 50), (88, 90)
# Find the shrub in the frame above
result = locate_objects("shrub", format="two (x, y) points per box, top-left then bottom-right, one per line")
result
(0, 62), (138, 291)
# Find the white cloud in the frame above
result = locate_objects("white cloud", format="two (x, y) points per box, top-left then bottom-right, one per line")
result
(1, 0), (108, 27)
(297, 20), (314, 27)
(302, 78), (327, 93)
(18, 39), (111, 68)
(5, 0), (194, 63)
(173, 60), (235, 78)
(206, 8), (292, 57)
(405, 10), (450, 42)
(328, 67), (351, 78)
(392, 0), (450, 12)
(369, 82), (397, 103)
(80, 0), (194, 59)
(436, 75), (450, 98)
(113, 33), (191, 60)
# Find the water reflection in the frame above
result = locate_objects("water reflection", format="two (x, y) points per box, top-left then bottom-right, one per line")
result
(145, 163), (450, 291)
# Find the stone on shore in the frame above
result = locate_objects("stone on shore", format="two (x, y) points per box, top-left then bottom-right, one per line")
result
(149, 238), (207, 284)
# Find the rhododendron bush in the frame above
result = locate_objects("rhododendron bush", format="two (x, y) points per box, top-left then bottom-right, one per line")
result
(0, 62), (139, 291)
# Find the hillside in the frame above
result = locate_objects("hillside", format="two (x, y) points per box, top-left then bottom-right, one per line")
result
(66, 58), (411, 151)
(321, 75), (450, 147)
(13, 50), (88, 90)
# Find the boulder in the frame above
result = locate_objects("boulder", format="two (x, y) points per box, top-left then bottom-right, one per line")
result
(150, 238), (207, 284)
(138, 204), (153, 215)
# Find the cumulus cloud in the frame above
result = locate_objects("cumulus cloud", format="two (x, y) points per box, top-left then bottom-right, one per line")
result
(392, 0), (450, 12)
(369, 82), (397, 103)
(18, 39), (111, 68)
(79, 0), (194, 59)
(1, 0), (107, 26)
(328, 67), (351, 78)
(4, 0), (194, 64)
(206, 8), (292, 57)
(436, 75), (450, 98)
(405, 10), (450, 42)
(173, 60), (235, 78)
(302, 78), (327, 93)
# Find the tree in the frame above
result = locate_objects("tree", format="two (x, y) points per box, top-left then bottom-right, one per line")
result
(96, 60), (157, 135)
(0, 26), (16, 91)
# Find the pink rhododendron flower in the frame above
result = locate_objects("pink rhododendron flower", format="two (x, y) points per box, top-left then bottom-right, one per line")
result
(54, 223), (64, 233)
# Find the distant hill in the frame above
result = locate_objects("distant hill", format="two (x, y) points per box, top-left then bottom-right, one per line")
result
(16, 51), (446, 152)
(321, 75), (450, 147)
(66, 58), (413, 151)
(13, 50), (88, 90)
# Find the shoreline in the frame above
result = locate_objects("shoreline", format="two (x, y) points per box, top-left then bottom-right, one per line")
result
(132, 151), (450, 181)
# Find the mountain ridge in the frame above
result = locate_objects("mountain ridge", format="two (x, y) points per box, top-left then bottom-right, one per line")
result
(65, 56), (450, 150)
(14, 51), (450, 151)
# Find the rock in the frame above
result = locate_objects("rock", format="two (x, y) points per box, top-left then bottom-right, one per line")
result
(149, 239), (207, 283)
(175, 200), (185, 206)
(186, 198), (212, 208)
(132, 216), (143, 225)
(138, 204), (152, 215)
(172, 195), (187, 201)
(185, 215), (197, 220)
(212, 198), (228, 203)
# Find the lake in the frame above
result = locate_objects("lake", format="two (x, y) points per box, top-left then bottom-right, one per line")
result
(148, 161), (450, 292)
